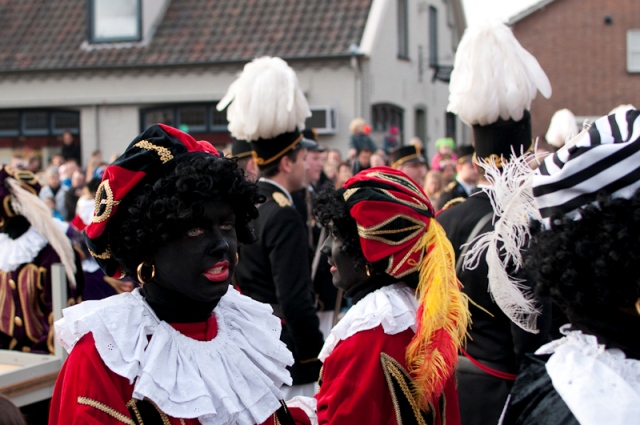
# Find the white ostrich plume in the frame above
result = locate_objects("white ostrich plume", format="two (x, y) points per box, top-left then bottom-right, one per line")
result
(462, 151), (541, 332)
(6, 178), (77, 289)
(546, 109), (578, 148)
(216, 56), (311, 141)
(447, 21), (552, 126)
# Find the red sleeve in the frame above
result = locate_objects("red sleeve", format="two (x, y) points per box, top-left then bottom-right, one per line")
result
(49, 333), (135, 424)
(314, 326), (415, 425)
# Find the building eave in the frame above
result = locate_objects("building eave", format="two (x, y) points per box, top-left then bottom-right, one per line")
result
(507, 0), (557, 26)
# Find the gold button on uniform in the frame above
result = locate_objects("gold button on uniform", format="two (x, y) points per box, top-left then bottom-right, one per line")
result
(9, 279), (16, 290)
(14, 316), (23, 327)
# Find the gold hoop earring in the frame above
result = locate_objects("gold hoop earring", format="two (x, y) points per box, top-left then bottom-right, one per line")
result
(0, 216), (4, 227)
(136, 262), (155, 284)
(235, 252), (239, 265)
(635, 298), (640, 316)
(365, 265), (371, 277)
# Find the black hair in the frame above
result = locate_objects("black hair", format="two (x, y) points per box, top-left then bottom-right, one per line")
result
(108, 154), (263, 277)
(259, 146), (301, 179)
(314, 188), (369, 272)
(526, 189), (640, 321)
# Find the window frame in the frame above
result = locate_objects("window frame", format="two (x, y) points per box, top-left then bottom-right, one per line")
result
(141, 103), (230, 133)
(429, 6), (438, 68)
(397, 0), (409, 59)
(372, 103), (404, 137)
(88, 0), (143, 44)
(0, 109), (80, 138)
(627, 29), (640, 73)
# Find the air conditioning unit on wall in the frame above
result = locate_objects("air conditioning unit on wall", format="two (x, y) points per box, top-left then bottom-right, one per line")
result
(306, 107), (337, 134)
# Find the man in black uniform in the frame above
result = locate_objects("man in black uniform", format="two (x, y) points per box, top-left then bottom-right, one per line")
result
(217, 56), (324, 398)
(437, 145), (477, 208)
(388, 144), (428, 185)
(291, 129), (339, 339)
(437, 22), (552, 425)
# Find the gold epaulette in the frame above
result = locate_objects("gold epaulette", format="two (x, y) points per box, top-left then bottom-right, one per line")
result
(445, 181), (458, 192)
(441, 196), (466, 211)
(272, 192), (291, 207)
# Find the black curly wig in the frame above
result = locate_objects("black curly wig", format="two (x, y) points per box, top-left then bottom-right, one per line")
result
(526, 189), (640, 321)
(314, 188), (369, 273)
(107, 154), (263, 277)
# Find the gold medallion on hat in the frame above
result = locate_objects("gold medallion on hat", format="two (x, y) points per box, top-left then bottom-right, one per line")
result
(92, 180), (120, 223)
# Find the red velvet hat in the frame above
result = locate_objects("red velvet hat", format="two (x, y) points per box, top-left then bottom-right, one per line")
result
(84, 123), (220, 278)
(340, 166), (434, 278)
(339, 166), (468, 408)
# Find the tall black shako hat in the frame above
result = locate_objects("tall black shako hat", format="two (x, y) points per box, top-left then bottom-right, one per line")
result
(447, 22), (551, 167)
(84, 123), (221, 278)
(216, 57), (316, 169)
(389, 144), (426, 169)
(230, 138), (253, 160)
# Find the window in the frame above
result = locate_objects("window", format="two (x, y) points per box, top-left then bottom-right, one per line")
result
(178, 106), (207, 133)
(0, 111), (20, 137)
(446, 112), (456, 140)
(414, 108), (426, 145)
(429, 6), (438, 67)
(52, 111), (81, 135)
(627, 30), (640, 72)
(0, 109), (79, 137)
(372, 103), (404, 135)
(141, 103), (229, 133)
(397, 0), (409, 58)
(89, 0), (142, 44)
(210, 108), (228, 131)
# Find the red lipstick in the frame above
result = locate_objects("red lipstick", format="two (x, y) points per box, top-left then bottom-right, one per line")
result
(203, 261), (230, 282)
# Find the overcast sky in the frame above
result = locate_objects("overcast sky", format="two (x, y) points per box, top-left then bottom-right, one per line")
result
(462, 0), (542, 26)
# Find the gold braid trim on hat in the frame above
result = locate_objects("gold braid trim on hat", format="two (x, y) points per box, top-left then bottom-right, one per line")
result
(3, 196), (15, 217)
(134, 140), (174, 164)
(233, 151), (253, 160)
(252, 134), (303, 166)
(88, 246), (112, 260)
(391, 153), (422, 169)
(474, 142), (534, 168)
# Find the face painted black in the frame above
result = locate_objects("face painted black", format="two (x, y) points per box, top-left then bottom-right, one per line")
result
(151, 201), (237, 306)
(321, 226), (368, 292)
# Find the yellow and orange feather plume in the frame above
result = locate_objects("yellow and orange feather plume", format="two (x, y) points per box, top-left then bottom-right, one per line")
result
(405, 219), (469, 410)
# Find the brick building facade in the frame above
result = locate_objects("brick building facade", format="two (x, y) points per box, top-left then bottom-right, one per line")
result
(509, 0), (640, 142)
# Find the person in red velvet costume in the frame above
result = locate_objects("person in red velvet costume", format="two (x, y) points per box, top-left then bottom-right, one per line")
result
(279, 166), (469, 424)
(49, 124), (295, 425)
(0, 165), (83, 355)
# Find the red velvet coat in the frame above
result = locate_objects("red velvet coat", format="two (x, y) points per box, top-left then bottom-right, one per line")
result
(50, 316), (283, 425)
(273, 324), (460, 425)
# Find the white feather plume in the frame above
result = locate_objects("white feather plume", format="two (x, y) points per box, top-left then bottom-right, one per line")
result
(216, 56), (311, 141)
(462, 152), (541, 332)
(447, 21), (552, 126)
(546, 109), (578, 148)
(7, 178), (77, 289)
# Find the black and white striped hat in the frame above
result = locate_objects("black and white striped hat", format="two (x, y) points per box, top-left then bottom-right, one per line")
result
(533, 109), (640, 225)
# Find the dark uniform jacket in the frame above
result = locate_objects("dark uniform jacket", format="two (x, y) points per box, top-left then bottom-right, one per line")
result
(235, 180), (324, 385)
(437, 189), (551, 425)
(438, 180), (470, 208)
(291, 173), (340, 313)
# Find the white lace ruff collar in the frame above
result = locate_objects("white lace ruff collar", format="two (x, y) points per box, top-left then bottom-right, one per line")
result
(0, 226), (48, 272)
(55, 286), (294, 425)
(319, 283), (417, 362)
(537, 326), (640, 425)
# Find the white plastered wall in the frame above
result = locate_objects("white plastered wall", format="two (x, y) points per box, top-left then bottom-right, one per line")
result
(359, 0), (464, 159)
(0, 61), (359, 163)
